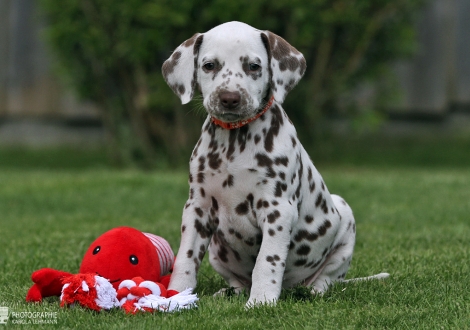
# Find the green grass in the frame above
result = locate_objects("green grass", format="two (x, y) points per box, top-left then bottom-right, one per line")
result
(1, 147), (469, 329)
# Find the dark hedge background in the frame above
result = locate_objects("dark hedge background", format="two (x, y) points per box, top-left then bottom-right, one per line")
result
(39, 0), (426, 167)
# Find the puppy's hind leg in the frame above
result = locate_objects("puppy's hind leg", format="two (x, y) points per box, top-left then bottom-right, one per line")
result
(330, 195), (390, 284)
(307, 195), (356, 294)
(330, 195), (389, 285)
(308, 244), (355, 295)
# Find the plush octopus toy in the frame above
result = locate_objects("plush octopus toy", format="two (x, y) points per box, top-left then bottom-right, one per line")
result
(26, 227), (197, 313)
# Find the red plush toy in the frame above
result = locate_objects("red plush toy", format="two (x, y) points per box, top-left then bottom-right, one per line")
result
(26, 227), (180, 305)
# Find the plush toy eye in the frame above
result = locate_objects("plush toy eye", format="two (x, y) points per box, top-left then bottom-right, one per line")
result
(203, 62), (215, 71)
(129, 255), (139, 265)
(92, 246), (101, 255)
(249, 63), (261, 71)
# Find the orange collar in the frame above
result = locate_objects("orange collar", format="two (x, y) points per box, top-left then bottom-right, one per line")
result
(211, 96), (275, 130)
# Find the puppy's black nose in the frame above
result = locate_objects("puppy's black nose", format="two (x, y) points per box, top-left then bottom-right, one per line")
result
(219, 91), (241, 110)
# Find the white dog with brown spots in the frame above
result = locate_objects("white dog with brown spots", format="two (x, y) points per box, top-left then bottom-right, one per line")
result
(162, 21), (388, 308)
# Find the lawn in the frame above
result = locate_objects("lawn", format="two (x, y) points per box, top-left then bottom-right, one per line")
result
(0, 147), (469, 329)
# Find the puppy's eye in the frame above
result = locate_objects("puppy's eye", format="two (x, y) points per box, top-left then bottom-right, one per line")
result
(203, 62), (215, 71)
(249, 63), (260, 71)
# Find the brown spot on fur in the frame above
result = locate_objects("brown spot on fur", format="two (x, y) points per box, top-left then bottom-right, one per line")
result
(274, 181), (287, 197)
(211, 196), (219, 211)
(267, 33), (305, 74)
(197, 172), (205, 183)
(235, 201), (249, 215)
(195, 207), (204, 217)
(318, 220), (332, 236)
(218, 246), (229, 262)
(222, 174), (234, 188)
(289, 241), (295, 250)
(294, 229), (318, 242)
(208, 152), (222, 170)
(182, 33), (200, 48)
(294, 259), (307, 266)
(264, 105), (284, 153)
(296, 245), (311, 255)
(244, 237), (255, 246)
(305, 215), (314, 224)
(194, 219), (212, 238)
(315, 193), (323, 207)
(291, 136), (297, 148)
(275, 156), (289, 167)
(255, 153), (277, 178)
(162, 51), (181, 76)
(267, 210), (281, 223)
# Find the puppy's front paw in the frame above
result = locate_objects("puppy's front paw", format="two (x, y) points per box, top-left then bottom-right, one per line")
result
(245, 296), (277, 309)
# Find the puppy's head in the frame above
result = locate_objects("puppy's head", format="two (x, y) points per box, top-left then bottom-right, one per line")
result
(162, 21), (306, 123)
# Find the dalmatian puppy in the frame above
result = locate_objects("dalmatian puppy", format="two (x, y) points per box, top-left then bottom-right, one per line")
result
(162, 21), (388, 307)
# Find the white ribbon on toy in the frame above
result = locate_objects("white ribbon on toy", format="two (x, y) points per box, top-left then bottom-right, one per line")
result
(118, 278), (198, 313)
(132, 288), (198, 312)
(94, 276), (120, 310)
(61, 274), (197, 313)
(60, 275), (120, 310)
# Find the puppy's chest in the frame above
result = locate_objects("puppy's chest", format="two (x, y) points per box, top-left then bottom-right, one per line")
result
(190, 126), (267, 220)
(188, 118), (296, 232)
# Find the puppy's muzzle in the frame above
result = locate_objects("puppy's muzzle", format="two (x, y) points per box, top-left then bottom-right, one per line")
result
(216, 91), (243, 122)
(219, 91), (241, 110)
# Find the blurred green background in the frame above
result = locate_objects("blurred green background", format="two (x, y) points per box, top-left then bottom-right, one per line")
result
(1, 0), (469, 168)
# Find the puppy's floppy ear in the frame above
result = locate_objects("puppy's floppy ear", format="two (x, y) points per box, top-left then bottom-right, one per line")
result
(162, 33), (204, 104)
(261, 31), (306, 104)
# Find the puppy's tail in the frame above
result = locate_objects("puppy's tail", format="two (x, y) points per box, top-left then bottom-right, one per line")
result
(343, 272), (390, 283)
